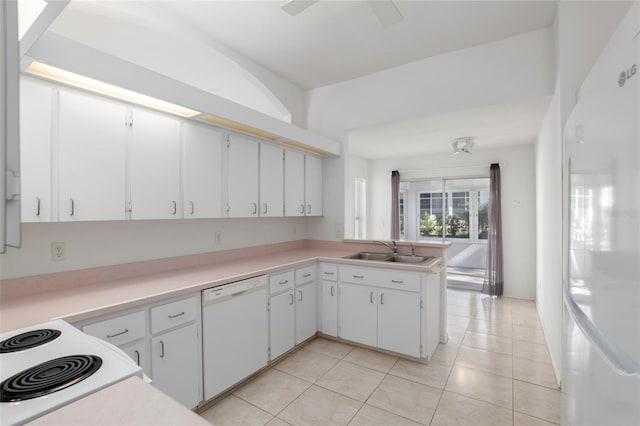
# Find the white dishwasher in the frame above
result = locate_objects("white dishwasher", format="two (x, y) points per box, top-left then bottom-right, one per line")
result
(201, 276), (268, 401)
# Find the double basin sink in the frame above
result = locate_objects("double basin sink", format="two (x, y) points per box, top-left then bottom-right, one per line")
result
(345, 252), (435, 264)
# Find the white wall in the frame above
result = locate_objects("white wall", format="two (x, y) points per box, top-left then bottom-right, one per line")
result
(305, 29), (554, 140)
(0, 218), (308, 280)
(534, 0), (632, 385)
(366, 144), (537, 300)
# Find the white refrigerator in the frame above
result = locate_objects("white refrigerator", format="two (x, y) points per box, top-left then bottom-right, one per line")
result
(562, 2), (640, 425)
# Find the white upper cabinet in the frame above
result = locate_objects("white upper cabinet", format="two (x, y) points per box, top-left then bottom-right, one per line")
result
(58, 90), (127, 221)
(305, 155), (323, 216)
(259, 143), (283, 217)
(284, 150), (305, 216)
(183, 123), (223, 219)
(129, 108), (182, 220)
(226, 134), (259, 217)
(20, 78), (52, 222)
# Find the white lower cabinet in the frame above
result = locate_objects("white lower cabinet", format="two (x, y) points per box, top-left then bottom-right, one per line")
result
(377, 288), (421, 357)
(339, 283), (378, 347)
(320, 264), (338, 337)
(295, 281), (317, 344)
(120, 340), (149, 378)
(151, 323), (201, 409)
(269, 288), (295, 360)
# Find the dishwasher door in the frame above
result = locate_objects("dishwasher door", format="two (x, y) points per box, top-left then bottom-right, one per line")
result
(202, 276), (268, 401)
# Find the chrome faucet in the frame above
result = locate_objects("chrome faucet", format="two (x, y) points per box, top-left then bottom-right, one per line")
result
(374, 240), (398, 254)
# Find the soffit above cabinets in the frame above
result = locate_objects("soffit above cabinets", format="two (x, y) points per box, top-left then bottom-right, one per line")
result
(22, 31), (341, 156)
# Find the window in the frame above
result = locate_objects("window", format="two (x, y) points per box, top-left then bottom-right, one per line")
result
(446, 191), (470, 239)
(419, 192), (443, 238)
(399, 190), (406, 240)
(354, 178), (366, 239)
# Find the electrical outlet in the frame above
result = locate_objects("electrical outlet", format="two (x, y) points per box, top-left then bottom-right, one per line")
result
(51, 242), (66, 262)
(214, 231), (222, 244)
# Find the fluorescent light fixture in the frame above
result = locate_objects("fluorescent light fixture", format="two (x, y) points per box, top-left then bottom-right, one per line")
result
(25, 61), (200, 118)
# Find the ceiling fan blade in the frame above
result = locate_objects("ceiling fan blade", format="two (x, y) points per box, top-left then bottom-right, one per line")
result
(281, 0), (319, 16)
(368, 0), (403, 28)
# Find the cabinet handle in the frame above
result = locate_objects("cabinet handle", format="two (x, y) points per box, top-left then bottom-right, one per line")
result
(69, 198), (75, 216)
(289, 293), (294, 305)
(330, 285), (335, 297)
(370, 291), (374, 304)
(134, 350), (140, 366)
(353, 275), (364, 279)
(323, 271), (335, 276)
(391, 280), (404, 284)
(190, 201), (194, 215)
(106, 329), (128, 338)
(307, 204), (311, 214)
(380, 293), (385, 305)
(36, 197), (41, 216)
(160, 340), (165, 358)
(263, 203), (268, 214)
(299, 204), (305, 214)
(298, 289), (303, 301)
(168, 311), (185, 319)
(172, 201), (177, 215)
(279, 280), (289, 285)
(303, 273), (311, 278)
(252, 202), (258, 215)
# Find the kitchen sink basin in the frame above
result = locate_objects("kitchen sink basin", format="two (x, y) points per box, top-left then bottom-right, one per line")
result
(345, 252), (392, 261)
(345, 252), (435, 264)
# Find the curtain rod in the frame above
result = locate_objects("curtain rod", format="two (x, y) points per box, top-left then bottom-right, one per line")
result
(396, 163), (500, 174)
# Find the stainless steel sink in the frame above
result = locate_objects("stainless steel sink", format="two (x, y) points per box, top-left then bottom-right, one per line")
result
(344, 252), (393, 261)
(387, 255), (435, 264)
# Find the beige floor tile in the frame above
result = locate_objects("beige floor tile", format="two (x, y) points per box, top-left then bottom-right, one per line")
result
(446, 328), (466, 345)
(513, 380), (561, 424)
(448, 297), (477, 309)
(445, 365), (512, 409)
(267, 418), (292, 426)
(462, 331), (513, 355)
(316, 360), (385, 402)
(514, 412), (559, 426)
(430, 343), (460, 367)
(274, 348), (339, 383)
(233, 368), (311, 415)
(456, 346), (512, 378)
(388, 358), (451, 389)
(467, 318), (512, 338)
(368, 375), (441, 425)
(342, 347), (398, 373)
(512, 325), (546, 345)
(512, 313), (542, 330)
(447, 304), (475, 318)
(305, 338), (354, 359)
(447, 314), (471, 330)
(200, 395), (273, 426)
(430, 391), (513, 426)
(349, 404), (422, 426)
(447, 290), (479, 300)
(278, 385), (362, 426)
(513, 357), (558, 389)
(513, 340), (551, 364)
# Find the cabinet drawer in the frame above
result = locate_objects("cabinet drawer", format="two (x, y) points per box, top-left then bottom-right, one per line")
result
(377, 270), (421, 292)
(269, 270), (294, 293)
(82, 311), (146, 347)
(320, 264), (338, 281)
(295, 265), (316, 285)
(339, 266), (375, 285)
(150, 296), (197, 334)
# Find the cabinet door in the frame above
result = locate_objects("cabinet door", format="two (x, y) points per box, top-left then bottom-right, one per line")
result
(321, 280), (338, 337)
(227, 134), (259, 217)
(304, 155), (323, 216)
(151, 324), (201, 409)
(129, 108), (182, 219)
(259, 143), (283, 217)
(269, 290), (295, 360)
(20, 79), (52, 222)
(121, 340), (150, 378)
(284, 150), (305, 216)
(183, 123), (223, 218)
(378, 289), (421, 358)
(295, 281), (317, 344)
(58, 90), (127, 221)
(338, 283), (377, 347)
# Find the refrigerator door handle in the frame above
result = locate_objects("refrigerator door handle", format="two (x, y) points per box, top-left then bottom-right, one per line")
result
(563, 283), (640, 376)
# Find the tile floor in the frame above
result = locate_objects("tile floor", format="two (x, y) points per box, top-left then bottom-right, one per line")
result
(199, 289), (560, 426)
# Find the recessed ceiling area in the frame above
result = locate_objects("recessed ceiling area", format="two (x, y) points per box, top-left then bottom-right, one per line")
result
(348, 97), (552, 159)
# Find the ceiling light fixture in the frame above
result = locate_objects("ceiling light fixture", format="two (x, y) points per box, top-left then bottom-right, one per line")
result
(25, 61), (201, 118)
(452, 137), (474, 154)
